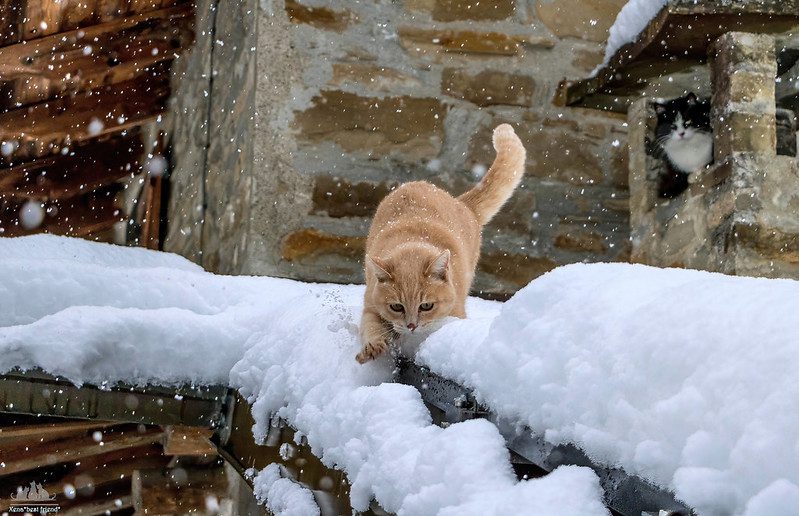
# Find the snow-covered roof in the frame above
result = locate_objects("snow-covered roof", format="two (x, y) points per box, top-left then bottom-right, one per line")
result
(3, 235), (799, 515)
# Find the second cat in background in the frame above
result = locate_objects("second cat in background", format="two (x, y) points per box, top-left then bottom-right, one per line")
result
(653, 93), (714, 198)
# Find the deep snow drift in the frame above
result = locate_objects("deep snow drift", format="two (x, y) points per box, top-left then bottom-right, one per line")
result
(0, 235), (606, 516)
(418, 263), (799, 516)
(2, 235), (798, 516)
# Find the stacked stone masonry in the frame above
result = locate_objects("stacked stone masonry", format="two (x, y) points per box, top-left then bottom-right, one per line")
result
(168, 0), (636, 296)
(629, 32), (799, 279)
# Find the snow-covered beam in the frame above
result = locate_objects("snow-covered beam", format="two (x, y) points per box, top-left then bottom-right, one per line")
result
(396, 360), (693, 516)
(0, 369), (230, 428)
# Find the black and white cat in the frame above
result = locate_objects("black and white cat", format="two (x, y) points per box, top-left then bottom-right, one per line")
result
(654, 93), (714, 198)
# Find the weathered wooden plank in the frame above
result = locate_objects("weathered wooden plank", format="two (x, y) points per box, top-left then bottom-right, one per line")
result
(0, 69), (170, 162)
(163, 425), (217, 456)
(220, 394), (352, 514)
(0, 443), (167, 511)
(58, 479), (130, 514)
(0, 186), (124, 238)
(0, 426), (164, 475)
(0, 420), (115, 446)
(0, 134), (144, 200)
(62, 494), (132, 516)
(132, 466), (228, 514)
(0, 0), (25, 46)
(19, 0), (184, 40)
(2, 4), (193, 109)
(0, 369), (231, 427)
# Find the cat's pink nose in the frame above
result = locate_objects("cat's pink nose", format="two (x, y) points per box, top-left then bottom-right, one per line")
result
(678, 131), (685, 137)
(407, 323), (416, 331)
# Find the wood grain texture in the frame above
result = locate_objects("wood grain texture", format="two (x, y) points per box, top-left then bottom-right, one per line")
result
(0, 133), (144, 200)
(0, 68), (170, 162)
(0, 185), (125, 238)
(2, 4), (193, 110)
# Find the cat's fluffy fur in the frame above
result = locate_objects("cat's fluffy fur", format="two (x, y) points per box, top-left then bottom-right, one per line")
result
(356, 124), (526, 363)
(654, 93), (714, 198)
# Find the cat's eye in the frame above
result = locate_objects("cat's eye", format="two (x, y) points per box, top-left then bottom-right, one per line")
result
(419, 302), (434, 311)
(684, 121), (692, 127)
(670, 124), (677, 130)
(389, 303), (404, 313)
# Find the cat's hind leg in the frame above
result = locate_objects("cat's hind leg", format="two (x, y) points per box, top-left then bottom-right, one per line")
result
(356, 310), (393, 363)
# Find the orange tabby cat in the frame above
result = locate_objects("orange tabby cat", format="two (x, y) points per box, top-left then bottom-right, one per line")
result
(356, 124), (526, 363)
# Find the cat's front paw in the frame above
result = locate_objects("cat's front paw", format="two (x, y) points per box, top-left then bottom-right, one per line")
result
(356, 337), (388, 364)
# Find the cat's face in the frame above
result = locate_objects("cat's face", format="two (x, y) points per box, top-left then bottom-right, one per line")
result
(365, 246), (455, 335)
(655, 93), (711, 146)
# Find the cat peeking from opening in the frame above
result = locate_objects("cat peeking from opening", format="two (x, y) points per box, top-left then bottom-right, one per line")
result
(356, 124), (526, 363)
(653, 92), (714, 198)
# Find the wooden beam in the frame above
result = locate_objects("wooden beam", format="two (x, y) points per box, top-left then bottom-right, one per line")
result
(132, 466), (228, 515)
(0, 185), (125, 238)
(0, 0), (24, 47)
(0, 420), (115, 446)
(57, 478), (131, 515)
(62, 494), (132, 516)
(2, 4), (194, 109)
(16, 0), (190, 42)
(0, 68), (170, 163)
(555, 2), (799, 111)
(163, 425), (217, 456)
(140, 131), (166, 249)
(0, 133), (144, 201)
(0, 426), (164, 475)
(0, 444), (168, 512)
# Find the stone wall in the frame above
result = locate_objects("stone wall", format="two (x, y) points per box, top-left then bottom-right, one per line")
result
(168, 0), (633, 296)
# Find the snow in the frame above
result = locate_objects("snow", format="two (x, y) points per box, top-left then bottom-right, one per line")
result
(19, 200), (45, 230)
(3, 235), (798, 515)
(417, 263), (799, 516)
(249, 464), (320, 516)
(0, 235), (606, 515)
(596, 0), (668, 73)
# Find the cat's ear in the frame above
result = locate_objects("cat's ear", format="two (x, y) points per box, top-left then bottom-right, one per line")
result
(426, 249), (450, 281)
(365, 255), (392, 282)
(686, 92), (698, 105)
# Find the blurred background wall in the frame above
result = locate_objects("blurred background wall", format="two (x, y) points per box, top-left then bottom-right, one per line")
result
(165, 0), (632, 298)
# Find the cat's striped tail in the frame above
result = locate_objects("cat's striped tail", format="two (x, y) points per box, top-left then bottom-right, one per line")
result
(458, 124), (526, 226)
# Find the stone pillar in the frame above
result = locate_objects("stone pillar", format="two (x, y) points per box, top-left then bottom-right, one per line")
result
(627, 97), (659, 264)
(709, 32), (777, 161)
(164, 0), (257, 273)
(628, 31), (799, 280)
